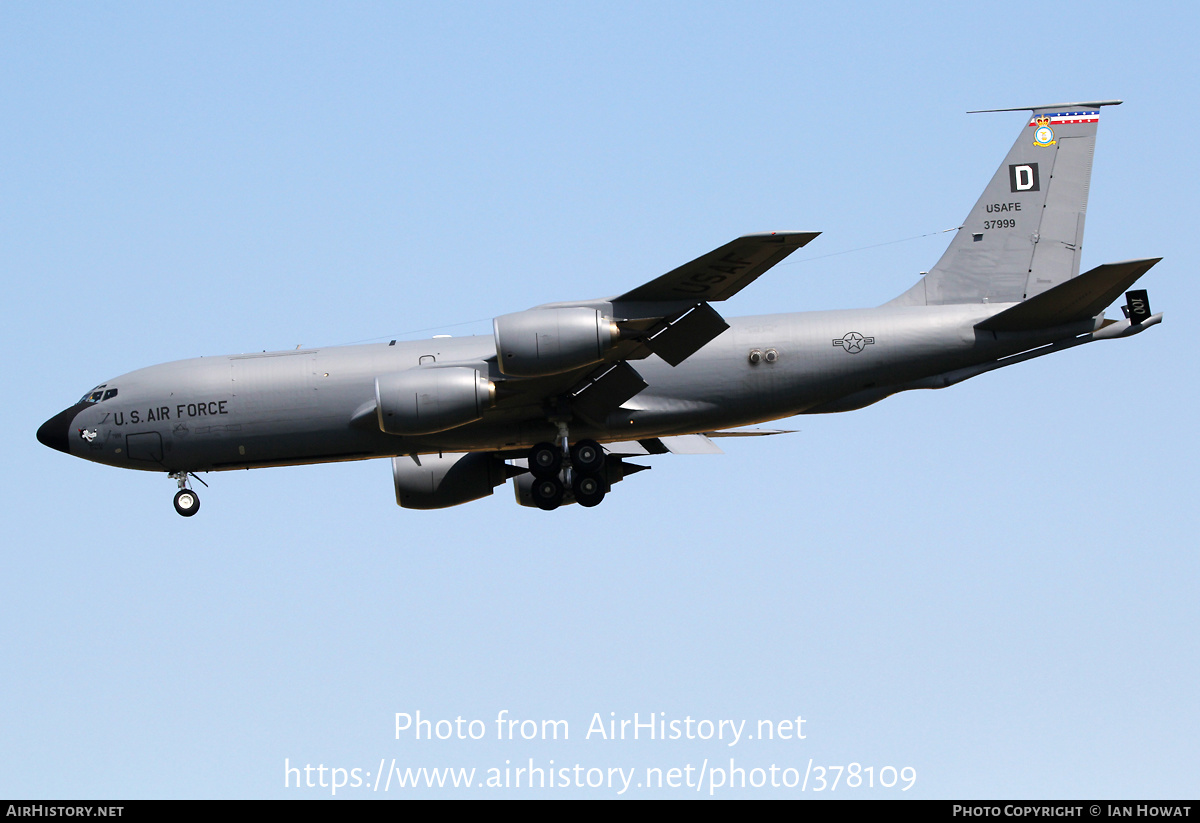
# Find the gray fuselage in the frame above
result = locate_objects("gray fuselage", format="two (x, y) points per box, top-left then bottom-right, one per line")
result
(53, 301), (1075, 474)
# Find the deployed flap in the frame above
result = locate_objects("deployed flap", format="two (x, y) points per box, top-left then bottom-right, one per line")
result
(603, 429), (790, 455)
(601, 440), (653, 456)
(616, 231), (819, 303)
(704, 427), (796, 437)
(570, 361), (649, 422)
(657, 434), (724, 454)
(976, 258), (1160, 332)
(643, 302), (730, 366)
(601, 435), (723, 455)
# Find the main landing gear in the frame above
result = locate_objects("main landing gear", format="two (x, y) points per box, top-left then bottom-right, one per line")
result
(528, 437), (607, 511)
(169, 471), (205, 517)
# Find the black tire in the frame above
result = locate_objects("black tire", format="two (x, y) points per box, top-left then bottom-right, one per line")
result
(570, 439), (605, 474)
(530, 476), (564, 511)
(572, 473), (606, 508)
(529, 442), (562, 479)
(173, 489), (200, 517)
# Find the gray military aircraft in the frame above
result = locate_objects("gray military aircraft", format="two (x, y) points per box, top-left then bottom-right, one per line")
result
(38, 101), (1161, 515)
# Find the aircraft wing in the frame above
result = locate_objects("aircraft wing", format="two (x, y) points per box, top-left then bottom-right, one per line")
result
(487, 232), (819, 425)
(615, 231), (819, 303)
(602, 230), (819, 367)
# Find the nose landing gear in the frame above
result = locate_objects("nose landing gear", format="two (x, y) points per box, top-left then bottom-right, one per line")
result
(169, 471), (205, 517)
(173, 488), (200, 517)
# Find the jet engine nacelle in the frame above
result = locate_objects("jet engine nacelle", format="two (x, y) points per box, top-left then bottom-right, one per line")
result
(375, 367), (494, 435)
(493, 307), (617, 376)
(392, 452), (508, 509)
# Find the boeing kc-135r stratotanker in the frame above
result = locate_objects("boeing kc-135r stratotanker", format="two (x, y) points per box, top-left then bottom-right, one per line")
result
(38, 101), (1162, 515)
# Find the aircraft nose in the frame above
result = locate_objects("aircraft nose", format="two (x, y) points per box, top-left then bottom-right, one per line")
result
(37, 404), (85, 454)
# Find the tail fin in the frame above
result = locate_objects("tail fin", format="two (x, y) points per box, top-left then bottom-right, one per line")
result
(888, 100), (1122, 307)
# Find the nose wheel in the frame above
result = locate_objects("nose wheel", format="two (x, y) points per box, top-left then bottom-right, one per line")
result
(169, 471), (205, 517)
(173, 488), (200, 517)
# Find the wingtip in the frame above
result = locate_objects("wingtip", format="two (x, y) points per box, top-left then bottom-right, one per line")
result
(741, 230), (821, 243)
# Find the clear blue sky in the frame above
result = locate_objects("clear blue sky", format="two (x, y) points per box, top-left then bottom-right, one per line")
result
(3, 1), (1197, 798)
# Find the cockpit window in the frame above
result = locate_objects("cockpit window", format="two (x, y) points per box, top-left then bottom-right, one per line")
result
(78, 384), (116, 405)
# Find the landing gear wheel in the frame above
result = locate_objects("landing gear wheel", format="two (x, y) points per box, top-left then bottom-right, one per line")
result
(173, 489), (200, 517)
(530, 476), (564, 511)
(572, 473), (607, 508)
(570, 439), (605, 474)
(529, 442), (562, 479)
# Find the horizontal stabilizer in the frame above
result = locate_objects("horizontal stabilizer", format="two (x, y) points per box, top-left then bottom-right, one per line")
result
(976, 258), (1161, 332)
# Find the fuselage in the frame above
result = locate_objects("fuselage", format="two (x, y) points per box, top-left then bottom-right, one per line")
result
(38, 301), (1080, 474)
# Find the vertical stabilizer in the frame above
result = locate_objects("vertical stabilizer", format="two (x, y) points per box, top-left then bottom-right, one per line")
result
(888, 101), (1121, 307)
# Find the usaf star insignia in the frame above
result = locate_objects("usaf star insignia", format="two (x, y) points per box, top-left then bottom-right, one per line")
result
(833, 331), (875, 353)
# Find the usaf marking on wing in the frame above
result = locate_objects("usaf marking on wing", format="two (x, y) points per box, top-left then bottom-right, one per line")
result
(38, 100), (1163, 515)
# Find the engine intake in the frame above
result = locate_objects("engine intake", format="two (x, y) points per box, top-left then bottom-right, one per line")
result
(393, 452), (508, 509)
(375, 367), (493, 435)
(493, 307), (617, 376)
